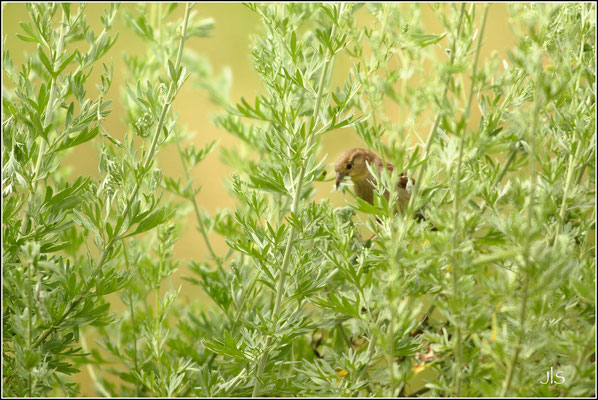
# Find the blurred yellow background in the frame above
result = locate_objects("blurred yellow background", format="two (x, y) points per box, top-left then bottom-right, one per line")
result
(2, 2), (515, 395)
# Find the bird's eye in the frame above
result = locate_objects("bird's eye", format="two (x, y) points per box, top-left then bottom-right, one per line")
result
(346, 162), (352, 170)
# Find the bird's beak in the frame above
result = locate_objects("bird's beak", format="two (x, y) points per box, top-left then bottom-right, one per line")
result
(335, 173), (346, 190)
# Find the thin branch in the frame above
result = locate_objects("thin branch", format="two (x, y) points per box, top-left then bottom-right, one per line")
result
(405, 4), (467, 222)
(500, 273), (529, 397)
(500, 50), (543, 398)
(553, 8), (588, 246)
(175, 140), (219, 261)
(80, 333), (111, 397)
(19, 10), (68, 237)
(32, 3), (193, 349)
(450, 5), (490, 395)
(122, 242), (140, 397)
(251, 6), (341, 396)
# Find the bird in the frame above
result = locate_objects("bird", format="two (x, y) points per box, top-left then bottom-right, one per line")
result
(334, 147), (436, 230)
(334, 147), (413, 211)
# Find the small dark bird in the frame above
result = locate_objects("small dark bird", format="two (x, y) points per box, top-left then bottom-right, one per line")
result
(334, 147), (413, 210)
(335, 147), (436, 231)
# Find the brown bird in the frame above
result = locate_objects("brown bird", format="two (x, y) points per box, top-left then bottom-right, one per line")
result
(334, 147), (413, 211)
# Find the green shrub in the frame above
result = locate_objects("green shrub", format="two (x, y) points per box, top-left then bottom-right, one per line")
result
(2, 3), (595, 397)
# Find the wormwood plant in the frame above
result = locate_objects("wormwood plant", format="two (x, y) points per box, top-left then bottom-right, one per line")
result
(2, 3), (224, 397)
(2, 2), (595, 398)
(184, 3), (595, 397)
(3, 4), (123, 396)
(83, 3), (230, 397)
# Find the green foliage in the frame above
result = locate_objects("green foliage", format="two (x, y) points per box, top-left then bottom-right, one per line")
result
(2, 2), (595, 397)
(2, 3), (225, 397)
(3, 4), (122, 396)
(202, 3), (595, 397)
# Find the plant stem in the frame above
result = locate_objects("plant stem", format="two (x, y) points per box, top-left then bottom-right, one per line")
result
(450, 5), (489, 395)
(175, 140), (219, 261)
(337, 322), (352, 348)
(500, 273), (529, 397)
(553, 11), (587, 247)
(351, 280), (378, 391)
(553, 143), (581, 246)
(353, 326), (378, 393)
(251, 9), (339, 396)
(466, 138), (520, 237)
(406, 4), (466, 219)
(408, 385), (431, 397)
(122, 242), (140, 397)
(155, 270), (163, 396)
(387, 303), (396, 397)
(451, 139), (465, 397)
(32, 3), (193, 349)
(500, 53), (542, 398)
(385, 10), (476, 390)
(229, 271), (257, 336)
(464, 5), (490, 121)
(27, 256), (34, 397)
(493, 145), (518, 188)
(19, 10), (68, 238)
(80, 332), (111, 397)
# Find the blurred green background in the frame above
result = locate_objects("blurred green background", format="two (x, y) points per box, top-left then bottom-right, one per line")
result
(2, 2), (516, 395)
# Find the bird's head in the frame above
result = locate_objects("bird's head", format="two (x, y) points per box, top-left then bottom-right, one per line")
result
(334, 148), (376, 190)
